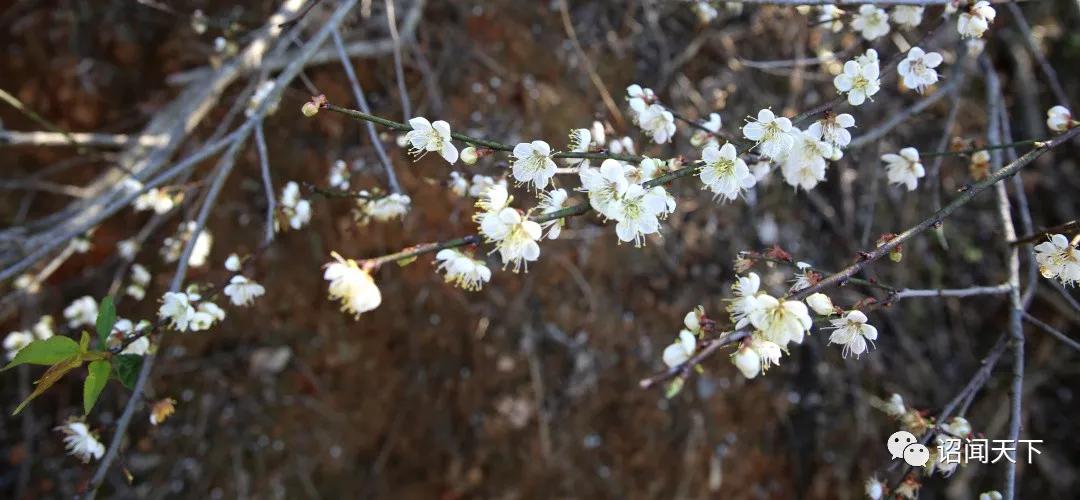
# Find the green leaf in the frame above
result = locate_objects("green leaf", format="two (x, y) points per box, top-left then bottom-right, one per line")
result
(1, 336), (79, 371)
(95, 296), (116, 347)
(665, 378), (685, 399)
(396, 255), (418, 267)
(113, 354), (143, 390)
(13, 355), (83, 415)
(79, 331), (90, 352)
(83, 360), (111, 415)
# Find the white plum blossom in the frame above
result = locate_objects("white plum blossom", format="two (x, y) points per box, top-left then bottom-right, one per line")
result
(626, 84), (656, 111)
(460, 146), (479, 165)
(126, 263), (152, 301)
(435, 249), (492, 291)
(608, 136), (636, 155)
(324, 252), (382, 318)
(702, 113), (722, 133)
(731, 344), (761, 379)
(188, 227), (213, 267)
(246, 80), (278, 116)
(727, 272), (762, 328)
(612, 184), (669, 247)
(752, 337), (783, 372)
(789, 261), (816, 292)
(1034, 234), (1080, 287)
(958, 1), (995, 39)
(117, 239), (139, 260)
(750, 161), (772, 183)
(865, 477), (886, 500)
(579, 159), (631, 220)
(807, 113), (855, 149)
(851, 5), (890, 40)
(626, 84), (675, 144)
(780, 153), (827, 191)
(511, 140), (558, 190)
(111, 319), (151, 355)
(749, 295), (812, 348)
(404, 117), (458, 164)
(3, 331), (33, 360)
(898, 47), (943, 93)
(356, 193), (411, 225)
(158, 291), (196, 331)
(941, 416), (972, 437)
(818, 6), (844, 33)
(329, 159), (350, 190)
(891, 6), (924, 29)
(448, 171), (469, 196)
(4, 315), (57, 358)
(979, 491), (1003, 500)
(121, 335), (150, 356)
(537, 188), (570, 239)
(56, 421), (105, 463)
(662, 329), (696, 368)
(478, 204), (542, 272)
(566, 128), (593, 166)
(883, 393), (907, 417)
(224, 254), (241, 272)
(827, 310), (878, 358)
(742, 109), (794, 159)
(279, 181), (313, 231)
(883, 147), (925, 191)
(691, 113), (723, 148)
(633, 102), (677, 144)
(834, 54), (881, 106)
(698, 142), (755, 202)
(1047, 105), (1073, 132)
(636, 157), (666, 182)
(805, 293), (835, 316)
(63, 296), (98, 329)
(468, 175), (506, 198)
(224, 275), (266, 306)
(133, 188), (177, 214)
(733, 336), (783, 379)
(691, 0), (718, 23)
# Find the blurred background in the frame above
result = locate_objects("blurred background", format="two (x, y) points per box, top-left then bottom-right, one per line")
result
(1, 0), (1078, 498)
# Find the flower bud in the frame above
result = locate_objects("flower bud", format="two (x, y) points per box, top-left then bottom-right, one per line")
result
(150, 398), (176, 426)
(731, 345), (761, 379)
(942, 416), (972, 437)
(689, 130), (709, 148)
(461, 146), (479, 165)
(301, 101), (319, 117)
(805, 292), (835, 316)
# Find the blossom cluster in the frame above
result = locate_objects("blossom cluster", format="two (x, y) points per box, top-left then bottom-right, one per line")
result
(1034, 234), (1080, 287)
(3, 315), (54, 360)
(579, 159), (674, 246)
(355, 192), (412, 225)
(813, 2), (995, 41)
(158, 288), (226, 332)
(626, 84), (676, 144)
(279, 181), (313, 231)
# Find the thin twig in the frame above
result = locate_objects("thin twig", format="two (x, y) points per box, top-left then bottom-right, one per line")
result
(557, 0), (626, 128)
(891, 283), (1012, 299)
(985, 56), (1024, 500)
(84, 1), (361, 493)
(790, 126), (1080, 302)
(331, 28), (404, 194)
(385, 0), (412, 121)
(1006, 2), (1070, 107)
(1022, 312), (1080, 352)
(254, 121), (276, 245)
(0, 130), (168, 148)
(1010, 219), (1079, 246)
